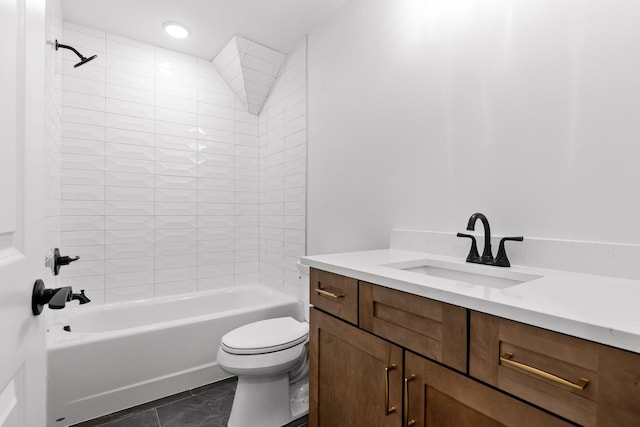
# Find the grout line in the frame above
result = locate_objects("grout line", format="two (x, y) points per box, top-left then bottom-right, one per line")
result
(153, 408), (161, 427)
(153, 45), (157, 298)
(102, 37), (107, 304)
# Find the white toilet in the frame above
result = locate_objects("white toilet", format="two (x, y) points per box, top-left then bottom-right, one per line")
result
(217, 316), (310, 427)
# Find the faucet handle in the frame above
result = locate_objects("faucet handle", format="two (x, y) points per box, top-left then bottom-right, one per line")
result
(71, 289), (91, 305)
(48, 248), (80, 276)
(457, 233), (481, 263)
(494, 236), (524, 267)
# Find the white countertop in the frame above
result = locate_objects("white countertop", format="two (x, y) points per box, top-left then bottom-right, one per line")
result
(301, 249), (640, 354)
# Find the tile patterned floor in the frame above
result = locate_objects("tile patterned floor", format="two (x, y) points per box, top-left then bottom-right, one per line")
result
(71, 377), (309, 427)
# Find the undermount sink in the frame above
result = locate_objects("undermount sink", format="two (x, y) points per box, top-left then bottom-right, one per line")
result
(385, 260), (542, 289)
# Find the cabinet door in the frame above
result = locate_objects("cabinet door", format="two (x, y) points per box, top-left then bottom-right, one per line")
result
(404, 351), (574, 427)
(310, 308), (403, 427)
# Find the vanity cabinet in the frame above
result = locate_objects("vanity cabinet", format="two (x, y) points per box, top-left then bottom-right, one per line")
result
(309, 268), (573, 427)
(309, 267), (640, 426)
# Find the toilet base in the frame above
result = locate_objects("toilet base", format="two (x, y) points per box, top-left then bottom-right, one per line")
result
(228, 374), (309, 427)
(290, 378), (310, 420)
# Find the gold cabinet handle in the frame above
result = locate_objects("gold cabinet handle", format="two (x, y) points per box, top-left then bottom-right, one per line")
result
(404, 374), (416, 426)
(384, 364), (396, 415)
(500, 352), (589, 390)
(314, 287), (344, 299)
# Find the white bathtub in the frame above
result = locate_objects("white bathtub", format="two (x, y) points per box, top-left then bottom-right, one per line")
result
(46, 285), (302, 426)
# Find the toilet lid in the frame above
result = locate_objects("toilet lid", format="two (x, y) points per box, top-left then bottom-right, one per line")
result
(221, 317), (309, 355)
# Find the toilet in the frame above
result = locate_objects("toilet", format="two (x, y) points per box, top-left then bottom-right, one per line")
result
(217, 316), (310, 427)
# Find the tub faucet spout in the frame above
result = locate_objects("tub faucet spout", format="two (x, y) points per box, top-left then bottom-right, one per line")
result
(32, 281), (91, 315)
(48, 286), (73, 310)
(71, 289), (91, 305)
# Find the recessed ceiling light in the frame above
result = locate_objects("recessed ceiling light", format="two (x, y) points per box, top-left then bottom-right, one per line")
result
(163, 22), (190, 39)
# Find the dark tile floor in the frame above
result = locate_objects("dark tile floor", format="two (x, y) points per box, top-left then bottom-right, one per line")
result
(71, 377), (308, 427)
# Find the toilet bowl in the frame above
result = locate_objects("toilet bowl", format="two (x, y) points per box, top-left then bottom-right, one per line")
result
(217, 316), (309, 427)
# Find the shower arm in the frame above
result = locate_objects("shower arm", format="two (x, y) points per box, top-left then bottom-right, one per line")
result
(54, 39), (98, 67)
(55, 40), (84, 59)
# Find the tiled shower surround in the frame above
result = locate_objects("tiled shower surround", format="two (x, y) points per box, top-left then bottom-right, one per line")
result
(259, 38), (308, 301)
(45, 0), (63, 288)
(59, 23), (306, 304)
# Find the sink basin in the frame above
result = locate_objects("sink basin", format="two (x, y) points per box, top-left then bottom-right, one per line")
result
(385, 260), (542, 289)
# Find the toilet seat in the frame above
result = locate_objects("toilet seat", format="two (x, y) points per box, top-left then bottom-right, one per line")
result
(221, 317), (308, 355)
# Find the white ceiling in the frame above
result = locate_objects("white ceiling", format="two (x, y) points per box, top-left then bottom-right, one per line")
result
(60, 0), (349, 59)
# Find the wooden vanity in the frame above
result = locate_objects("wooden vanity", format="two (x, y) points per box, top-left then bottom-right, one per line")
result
(308, 268), (640, 427)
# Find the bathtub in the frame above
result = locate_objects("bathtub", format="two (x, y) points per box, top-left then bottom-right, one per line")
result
(46, 285), (302, 427)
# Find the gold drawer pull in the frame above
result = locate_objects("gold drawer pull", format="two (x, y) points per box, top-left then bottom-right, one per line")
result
(315, 287), (344, 299)
(500, 352), (590, 390)
(384, 364), (396, 415)
(404, 374), (416, 426)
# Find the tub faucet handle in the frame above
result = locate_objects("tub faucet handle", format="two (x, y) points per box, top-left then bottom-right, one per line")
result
(71, 289), (91, 305)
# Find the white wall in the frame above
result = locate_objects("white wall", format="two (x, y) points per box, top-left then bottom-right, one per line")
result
(307, 0), (640, 255)
(59, 24), (260, 304)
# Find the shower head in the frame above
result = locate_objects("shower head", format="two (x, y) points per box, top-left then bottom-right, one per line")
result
(55, 39), (98, 67)
(73, 54), (97, 68)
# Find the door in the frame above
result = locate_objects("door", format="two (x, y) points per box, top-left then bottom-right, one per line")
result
(309, 308), (403, 427)
(0, 0), (47, 426)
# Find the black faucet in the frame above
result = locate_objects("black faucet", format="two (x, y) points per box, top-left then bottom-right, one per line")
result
(32, 280), (91, 315)
(457, 213), (523, 268)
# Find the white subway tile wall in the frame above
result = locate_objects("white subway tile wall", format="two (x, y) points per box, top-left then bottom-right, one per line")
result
(213, 36), (287, 115)
(259, 37), (307, 300)
(45, 0), (64, 288)
(59, 24), (268, 303)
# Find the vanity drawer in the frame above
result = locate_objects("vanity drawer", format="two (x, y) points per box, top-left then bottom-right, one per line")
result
(310, 268), (358, 325)
(470, 311), (640, 427)
(470, 311), (596, 425)
(359, 282), (468, 372)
